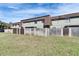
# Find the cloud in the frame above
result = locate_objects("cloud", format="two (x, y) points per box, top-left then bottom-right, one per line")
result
(0, 3), (79, 23)
(7, 5), (19, 10)
(13, 8), (49, 14)
(0, 3), (61, 23)
(52, 3), (79, 16)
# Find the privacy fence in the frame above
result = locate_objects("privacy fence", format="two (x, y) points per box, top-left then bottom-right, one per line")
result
(4, 27), (79, 37)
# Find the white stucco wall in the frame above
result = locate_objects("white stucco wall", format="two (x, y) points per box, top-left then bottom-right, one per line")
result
(22, 22), (36, 27)
(36, 21), (43, 28)
(4, 29), (13, 33)
(11, 25), (20, 28)
(50, 17), (79, 28)
(22, 21), (43, 28)
(69, 18), (79, 25)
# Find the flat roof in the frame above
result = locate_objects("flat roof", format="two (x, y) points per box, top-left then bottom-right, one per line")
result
(21, 12), (79, 22)
(21, 15), (50, 23)
(52, 12), (79, 20)
(64, 25), (79, 28)
(11, 22), (21, 25)
(12, 12), (79, 25)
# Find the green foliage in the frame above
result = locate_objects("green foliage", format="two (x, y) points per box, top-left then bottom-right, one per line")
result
(0, 21), (10, 29)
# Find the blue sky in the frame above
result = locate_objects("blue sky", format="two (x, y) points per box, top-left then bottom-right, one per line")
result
(0, 3), (79, 23)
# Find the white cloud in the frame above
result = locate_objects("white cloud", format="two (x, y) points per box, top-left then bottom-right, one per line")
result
(7, 8), (52, 21)
(1, 3), (79, 23)
(0, 11), (4, 17)
(52, 4), (79, 16)
(4, 14), (36, 23)
(8, 6), (19, 9)
(13, 8), (50, 14)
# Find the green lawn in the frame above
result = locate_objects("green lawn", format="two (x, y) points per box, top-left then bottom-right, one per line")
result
(0, 33), (79, 56)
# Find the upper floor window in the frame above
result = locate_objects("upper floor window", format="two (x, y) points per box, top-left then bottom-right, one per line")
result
(13, 24), (15, 26)
(42, 20), (44, 23)
(68, 18), (70, 22)
(67, 17), (70, 22)
(34, 21), (37, 24)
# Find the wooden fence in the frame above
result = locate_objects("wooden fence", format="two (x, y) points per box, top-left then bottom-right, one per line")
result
(4, 27), (79, 37)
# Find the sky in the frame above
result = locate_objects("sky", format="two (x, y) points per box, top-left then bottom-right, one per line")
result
(0, 3), (79, 23)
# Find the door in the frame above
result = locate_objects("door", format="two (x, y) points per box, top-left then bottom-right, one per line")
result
(20, 27), (24, 34)
(63, 28), (69, 36)
(13, 28), (17, 34)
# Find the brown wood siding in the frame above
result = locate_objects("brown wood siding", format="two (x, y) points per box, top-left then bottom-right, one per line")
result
(44, 16), (52, 26)
(13, 28), (19, 34)
(17, 28), (19, 34)
(13, 28), (17, 34)
(63, 28), (69, 36)
(21, 15), (50, 23)
(52, 12), (79, 21)
(20, 27), (24, 34)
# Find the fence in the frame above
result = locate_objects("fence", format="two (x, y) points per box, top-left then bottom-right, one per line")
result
(49, 28), (61, 36)
(4, 27), (79, 37)
(4, 29), (13, 33)
(24, 27), (62, 36)
(70, 27), (79, 37)
(24, 28), (46, 36)
(24, 27), (79, 37)
(61, 27), (79, 37)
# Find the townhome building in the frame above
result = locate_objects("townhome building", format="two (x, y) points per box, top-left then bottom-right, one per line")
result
(10, 12), (79, 37)
(51, 12), (79, 36)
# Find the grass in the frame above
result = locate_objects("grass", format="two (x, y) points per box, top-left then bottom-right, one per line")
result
(0, 33), (79, 56)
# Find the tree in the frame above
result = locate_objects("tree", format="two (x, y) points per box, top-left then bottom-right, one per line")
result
(0, 21), (11, 29)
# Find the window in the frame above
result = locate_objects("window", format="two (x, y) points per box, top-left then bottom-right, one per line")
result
(42, 20), (44, 23)
(43, 25), (50, 28)
(34, 21), (37, 24)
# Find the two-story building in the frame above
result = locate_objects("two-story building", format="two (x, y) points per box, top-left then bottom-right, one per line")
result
(10, 12), (79, 36)
(51, 12), (79, 36)
(11, 15), (52, 35)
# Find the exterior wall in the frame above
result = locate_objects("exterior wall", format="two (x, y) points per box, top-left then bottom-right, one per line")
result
(51, 19), (69, 28)
(10, 24), (21, 34)
(22, 22), (35, 27)
(11, 25), (20, 28)
(50, 17), (79, 28)
(68, 17), (79, 25)
(36, 21), (43, 28)
(22, 21), (43, 28)
(4, 29), (13, 33)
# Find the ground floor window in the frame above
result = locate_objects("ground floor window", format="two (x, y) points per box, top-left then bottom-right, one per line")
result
(43, 25), (50, 28)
